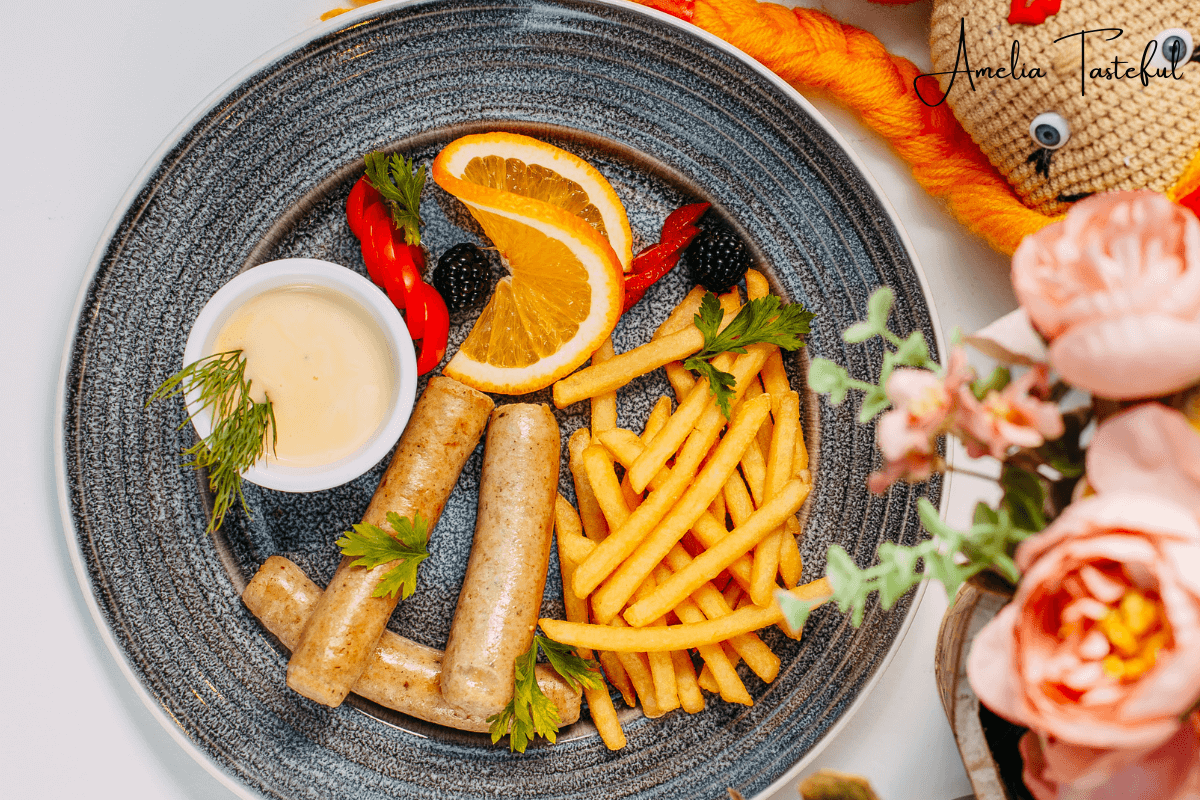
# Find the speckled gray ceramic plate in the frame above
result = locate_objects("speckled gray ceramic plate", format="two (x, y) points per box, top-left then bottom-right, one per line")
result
(57, 1), (942, 798)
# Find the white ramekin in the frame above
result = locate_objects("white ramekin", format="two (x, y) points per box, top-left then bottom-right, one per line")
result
(181, 258), (417, 493)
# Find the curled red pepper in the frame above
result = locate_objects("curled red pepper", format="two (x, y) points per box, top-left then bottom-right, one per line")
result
(622, 202), (709, 313)
(347, 162), (449, 375)
(413, 283), (450, 374)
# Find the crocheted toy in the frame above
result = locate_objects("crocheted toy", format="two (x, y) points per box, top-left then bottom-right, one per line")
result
(640, 0), (1200, 254)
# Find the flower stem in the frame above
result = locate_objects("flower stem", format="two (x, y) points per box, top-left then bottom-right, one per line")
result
(945, 464), (1001, 483)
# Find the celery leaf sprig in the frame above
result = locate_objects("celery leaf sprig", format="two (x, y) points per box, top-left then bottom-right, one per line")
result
(683, 292), (815, 416)
(146, 350), (276, 533)
(364, 151), (426, 246)
(336, 512), (431, 600)
(487, 634), (603, 753)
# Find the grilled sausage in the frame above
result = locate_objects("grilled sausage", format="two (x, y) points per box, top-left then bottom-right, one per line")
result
(440, 404), (561, 718)
(244, 556), (580, 730)
(286, 376), (493, 707)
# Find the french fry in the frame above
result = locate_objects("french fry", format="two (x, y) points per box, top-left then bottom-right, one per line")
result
(692, 511), (754, 591)
(656, 289), (739, 405)
(542, 578), (833, 652)
(592, 394), (771, 623)
(631, 575), (680, 714)
(745, 269), (770, 301)
(671, 650), (705, 713)
(626, 355), (730, 494)
(621, 474), (643, 512)
(709, 491), (726, 526)
(723, 581), (744, 609)
(761, 349), (791, 416)
(794, 428), (810, 474)
(584, 444), (632, 531)
(568, 429), (609, 543)
(553, 327), (706, 408)
(613, 643), (661, 717)
(698, 643), (742, 693)
(598, 651), (636, 707)
(751, 390), (799, 606)
(665, 363), (696, 403)
(744, 376), (774, 457)
(629, 341), (773, 493)
(590, 337), (618, 435)
(740, 438), (767, 506)
(663, 544), (780, 683)
(559, 528), (596, 566)
(655, 566), (751, 705)
(642, 396), (673, 444)
(554, 496), (626, 750)
(573, 393), (726, 599)
(723, 470), (755, 527)
(587, 683), (627, 750)
(779, 531), (802, 589)
(597, 428), (644, 469)
(654, 286), (707, 339)
(623, 479), (812, 628)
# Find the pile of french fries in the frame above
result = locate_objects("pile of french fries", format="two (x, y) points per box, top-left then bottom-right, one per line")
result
(543, 271), (832, 750)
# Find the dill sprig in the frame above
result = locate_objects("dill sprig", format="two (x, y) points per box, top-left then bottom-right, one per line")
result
(147, 350), (276, 532)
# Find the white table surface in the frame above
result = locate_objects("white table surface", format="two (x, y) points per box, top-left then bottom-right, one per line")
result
(1, 1), (1014, 798)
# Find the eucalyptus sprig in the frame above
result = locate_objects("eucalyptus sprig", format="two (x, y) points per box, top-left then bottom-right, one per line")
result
(807, 287), (938, 423)
(777, 498), (1036, 633)
(146, 350), (276, 533)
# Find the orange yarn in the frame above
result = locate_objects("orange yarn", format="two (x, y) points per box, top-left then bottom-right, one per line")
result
(689, 0), (1059, 254)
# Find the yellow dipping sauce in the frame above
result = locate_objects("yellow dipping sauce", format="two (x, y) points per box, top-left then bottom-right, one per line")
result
(211, 285), (395, 469)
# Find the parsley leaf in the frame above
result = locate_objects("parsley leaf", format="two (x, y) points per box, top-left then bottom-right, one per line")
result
(335, 512), (430, 600)
(536, 635), (604, 693)
(487, 634), (603, 752)
(363, 151), (425, 246)
(682, 292), (815, 417)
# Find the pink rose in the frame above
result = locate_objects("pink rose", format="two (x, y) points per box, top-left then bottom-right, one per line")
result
(956, 364), (1064, 459)
(967, 493), (1200, 751)
(868, 348), (971, 492)
(1011, 191), (1200, 400)
(1087, 403), (1200, 515)
(1019, 717), (1200, 800)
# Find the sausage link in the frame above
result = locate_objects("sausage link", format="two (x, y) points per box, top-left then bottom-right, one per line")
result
(244, 556), (580, 730)
(286, 376), (493, 707)
(441, 404), (561, 718)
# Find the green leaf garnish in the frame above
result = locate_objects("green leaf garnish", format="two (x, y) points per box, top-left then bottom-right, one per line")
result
(536, 636), (604, 693)
(364, 151), (426, 246)
(146, 350), (276, 533)
(815, 497), (1034, 628)
(683, 292), (815, 417)
(487, 634), (603, 752)
(336, 512), (431, 600)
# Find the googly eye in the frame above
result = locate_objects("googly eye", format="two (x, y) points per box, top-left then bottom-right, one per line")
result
(1150, 28), (1194, 71)
(1029, 112), (1070, 150)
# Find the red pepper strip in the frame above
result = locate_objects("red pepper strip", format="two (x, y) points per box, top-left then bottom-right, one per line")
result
(361, 202), (393, 289)
(403, 277), (429, 341)
(394, 244), (425, 313)
(660, 202), (710, 242)
(415, 283), (450, 375)
(621, 225), (702, 312)
(346, 176), (382, 241)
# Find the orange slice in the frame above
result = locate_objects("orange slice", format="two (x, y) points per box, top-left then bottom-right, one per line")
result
(435, 132), (633, 271)
(433, 133), (627, 394)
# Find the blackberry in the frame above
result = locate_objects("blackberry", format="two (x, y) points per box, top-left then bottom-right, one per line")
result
(684, 227), (750, 293)
(432, 243), (492, 311)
